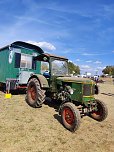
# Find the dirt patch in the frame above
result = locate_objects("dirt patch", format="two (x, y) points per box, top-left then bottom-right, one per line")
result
(0, 82), (114, 152)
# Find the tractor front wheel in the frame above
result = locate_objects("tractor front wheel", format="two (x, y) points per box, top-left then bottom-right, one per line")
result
(61, 102), (81, 132)
(26, 78), (45, 108)
(90, 100), (108, 121)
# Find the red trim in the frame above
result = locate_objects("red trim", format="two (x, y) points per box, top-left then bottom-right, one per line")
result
(16, 85), (27, 89)
(63, 107), (74, 125)
(29, 86), (36, 100)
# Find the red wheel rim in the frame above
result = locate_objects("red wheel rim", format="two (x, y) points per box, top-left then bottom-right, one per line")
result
(92, 111), (101, 115)
(63, 107), (74, 125)
(91, 103), (103, 117)
(91, 110), (102, 117)
(29, 85), (36, 100)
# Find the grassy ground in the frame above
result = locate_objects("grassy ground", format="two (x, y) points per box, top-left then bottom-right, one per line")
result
(0, 79), (114, 152)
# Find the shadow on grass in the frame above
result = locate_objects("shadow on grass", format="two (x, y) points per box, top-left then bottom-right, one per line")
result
(53, 114), (62, 125)
(44, 97), (60, 112)
(0, 84), (26, 95)
(0, 88), (26, 95)
(11, 89), (26, 95)
(44, 97), (63, 126)
(101, 93), (114, 96)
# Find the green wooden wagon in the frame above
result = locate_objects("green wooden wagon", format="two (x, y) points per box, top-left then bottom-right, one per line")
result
(0, 41), (44, 91)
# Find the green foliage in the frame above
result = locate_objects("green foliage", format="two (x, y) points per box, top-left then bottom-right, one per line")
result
(112, 70), (114, 77)
(68, 61), (80, 75)
(102, 66), (114, 76)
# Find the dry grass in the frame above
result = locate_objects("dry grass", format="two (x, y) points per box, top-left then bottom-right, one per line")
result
(0, 80), (114, 152)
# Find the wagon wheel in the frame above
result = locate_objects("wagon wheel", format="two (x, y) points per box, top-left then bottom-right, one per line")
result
(25, 78), (46, 108)
(90, 99), (108, 121)
(60, 102), (81, 132)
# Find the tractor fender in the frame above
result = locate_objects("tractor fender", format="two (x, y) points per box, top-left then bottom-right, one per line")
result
(28, 74), (49, 89)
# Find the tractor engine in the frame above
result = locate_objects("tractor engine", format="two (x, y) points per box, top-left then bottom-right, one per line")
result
(57, 85), (73, 102)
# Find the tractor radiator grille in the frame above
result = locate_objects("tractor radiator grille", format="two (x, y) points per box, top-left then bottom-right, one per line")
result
(83, 84), (95, 96)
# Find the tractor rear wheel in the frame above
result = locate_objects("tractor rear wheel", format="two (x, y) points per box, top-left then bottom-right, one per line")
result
(90, 100), (108, 121)
(61, 102), (81, 132)
(26, 78), (45, 108)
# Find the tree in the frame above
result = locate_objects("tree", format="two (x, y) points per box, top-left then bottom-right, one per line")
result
(68, 61), (80, 75)
(102, 66), (114, 76)
(112, 68), (114, 77)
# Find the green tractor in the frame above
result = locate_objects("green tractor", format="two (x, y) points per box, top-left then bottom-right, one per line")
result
(26, 53), (108, 132)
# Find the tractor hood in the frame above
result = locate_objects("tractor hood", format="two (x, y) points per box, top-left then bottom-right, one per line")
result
(57, 76), (94, 84)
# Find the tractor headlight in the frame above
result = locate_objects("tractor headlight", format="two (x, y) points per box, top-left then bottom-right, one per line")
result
(69, 88), (74, 94)
(66, 86), (74, 94)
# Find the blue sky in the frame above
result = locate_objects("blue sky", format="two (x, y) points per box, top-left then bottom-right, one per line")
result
(0, 0), (114, 75)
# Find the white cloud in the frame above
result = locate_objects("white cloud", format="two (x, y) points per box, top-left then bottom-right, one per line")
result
(80, 65), (91, 70)
(76, 59), (80, 62)
(82, 52), (111, 56)
(69, 60), (73, 63)
(94, 61), (102, 64)
(97, 67), (103, 70)
(86, 60), (92, 63)
(82, 53), (95, 56)
(96, 66), (106, 70)
(27, 41), (56, 51)
(112, 50), (114, 53)
(62, 49), (71, 54)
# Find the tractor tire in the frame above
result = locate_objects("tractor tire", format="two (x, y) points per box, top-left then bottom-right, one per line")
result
(90, 99), (108, 121)
(95, 84), (99, 94)
(61, 102), (81, 132)
(26, 78), (46, 108)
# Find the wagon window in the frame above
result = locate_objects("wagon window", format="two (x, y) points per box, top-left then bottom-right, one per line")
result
(20, 54), (32, 69)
